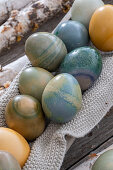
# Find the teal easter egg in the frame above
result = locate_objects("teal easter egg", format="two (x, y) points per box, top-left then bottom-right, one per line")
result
(5, 95), (46, 141)
(58, 47), (102, 91)
(71, 0), (104, 28)
(92, 150), (113, 170)
(54, 21), (89, 52)
(0, 151), (21, 170)
(19, 67), (54, 102)
(42, 73), (82, 123)
(25, 32), (67, 71)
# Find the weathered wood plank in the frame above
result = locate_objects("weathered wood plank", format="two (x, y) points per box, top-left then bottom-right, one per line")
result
(0, 12), (65, 66)
(71, 138), (113, 170)
(61, 108), (113, 170)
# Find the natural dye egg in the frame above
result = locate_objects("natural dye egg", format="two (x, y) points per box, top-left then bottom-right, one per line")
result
(71, 0), (104, 28)
(0, 127), (30, 167)
(89, 5), (113, 52)
(54, 21), (89, 52)
(42, 73), (82, 123)
(25, 32), (67, 71)
(92, 150), (113, 170)
(19, 67), (54, 102)
(0, 151), (21, 170)
(5, 95), (46, 141)
(58, 47), (102, 91)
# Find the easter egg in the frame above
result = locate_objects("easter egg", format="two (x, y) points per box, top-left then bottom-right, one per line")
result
(0, 151), (21, 170)
(0, 127), (30, 167)
(42, 73), (82, 123)
(89, 5), (113, 52)
(19, 67), (54, 102)
(58, 47), (102, 91)
(54, 21), (89, 52)
(71, 0), (104, 28)
(92, 150), (113, 170)
(5, 95), (46, 141)
(25, 32), (67, 71)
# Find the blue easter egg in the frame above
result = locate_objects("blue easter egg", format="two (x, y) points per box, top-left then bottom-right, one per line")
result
(42, 73), (82, 123)
(58, 47), (102, 91)
(54, 21), (89, 52)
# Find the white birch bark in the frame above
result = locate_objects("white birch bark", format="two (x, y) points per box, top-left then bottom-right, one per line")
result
(0, 0), (73, 53)
(0, 55), (28, 87)
(0, 0), (35, 24)
(0, 56), (28, 96)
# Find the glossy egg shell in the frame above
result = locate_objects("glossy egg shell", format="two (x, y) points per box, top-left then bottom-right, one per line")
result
(19, 67), (54, 102)
(25, 32), (67, 71)
(89, 5), (113, 52)
(5, 95), (46, 141)
(42, 73), (82, 123)
(0, 151), (21, 170)
(92, 150), (113, 170)
(0, 127), (30, 167)
(58, 47), (102, 91)
(54, 21), (89, 52)
(71, 0), (104, 28)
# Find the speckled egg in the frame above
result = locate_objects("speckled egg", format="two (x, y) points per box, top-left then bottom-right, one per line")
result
(25, 32), (67, 71)
(58, 47), (102, 91)
(54, 21), (89, 52)
(0, 127), (30, 168)
(71, 0), (104, 28)
(0, 151), (21, 170)
(92, 150), (113, 170)
(89, 5), (113, 51)
(19, 67), (54, 102)
(42, 73), (82, 123)
(5, 95), (46, 141)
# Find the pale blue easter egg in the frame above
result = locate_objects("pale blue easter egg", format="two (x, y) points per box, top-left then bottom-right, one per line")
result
(54, 21), (89, 52)
(71, 0), (104, 28)
(42, 73), (82, 123)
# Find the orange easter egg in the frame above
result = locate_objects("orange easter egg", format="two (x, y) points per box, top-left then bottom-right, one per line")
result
(89, 5), (113, 52)
(0, 127), (30, 168)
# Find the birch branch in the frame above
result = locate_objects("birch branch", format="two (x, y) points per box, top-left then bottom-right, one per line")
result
(0, 56), (28, 96)
(0, 55), (28, 86)
(0, 0), (73, 53)
(0, 0), (35, 25)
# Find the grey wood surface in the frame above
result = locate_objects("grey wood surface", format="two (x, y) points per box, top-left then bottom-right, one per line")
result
(0, 12), (65, 66)
(72, 137), (113, 170)
(61, 108), (113, 170)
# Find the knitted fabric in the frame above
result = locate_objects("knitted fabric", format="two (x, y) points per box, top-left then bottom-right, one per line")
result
(0, 0), (113, 169)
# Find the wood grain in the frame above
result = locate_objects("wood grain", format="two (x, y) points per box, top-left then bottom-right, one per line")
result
(0, 12), (65, 66)
(72, 137), (113, 170)
(61, 108), (113, 170)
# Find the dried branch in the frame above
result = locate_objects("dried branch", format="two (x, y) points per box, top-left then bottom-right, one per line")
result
(0, 0), (73, 53)
(0, 0), (35, 25)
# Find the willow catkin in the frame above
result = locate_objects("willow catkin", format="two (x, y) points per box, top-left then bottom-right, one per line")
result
(0, 0), (73, 53)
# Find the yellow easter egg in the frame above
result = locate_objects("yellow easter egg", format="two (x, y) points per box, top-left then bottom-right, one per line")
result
(89, 5), (113, 51)
(0, 127), (30, 168)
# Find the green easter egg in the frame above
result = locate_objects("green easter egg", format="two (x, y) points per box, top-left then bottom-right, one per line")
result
(25, 32), (67, 71)
(19, 67), (54, 102)
(5, 95), (46, 141)
(92, 150), (113, 170)
(42, 73), (82, 123)
(0, 151), (21, 170)
(58, 47), (102, 91)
